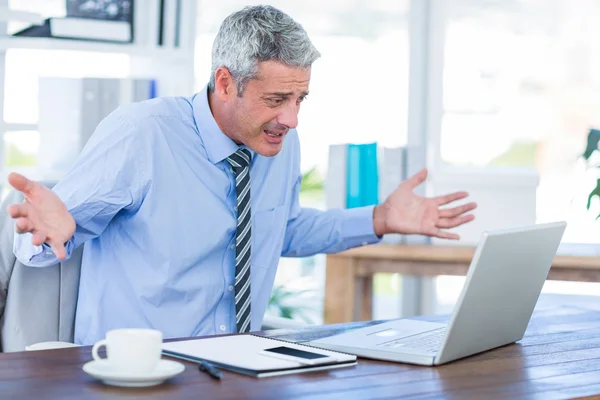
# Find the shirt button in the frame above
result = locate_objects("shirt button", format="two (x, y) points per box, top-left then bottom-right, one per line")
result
(46, 251), (53, 255)
(234, 206), (238, 211)
(230, 243), (235, 250)
(362, 242), (368, 246)
(228, 285), (233, 292)
(220, 325), (226, 331)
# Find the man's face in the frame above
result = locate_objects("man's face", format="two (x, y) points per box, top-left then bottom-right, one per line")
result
(224, 61), (311, 157)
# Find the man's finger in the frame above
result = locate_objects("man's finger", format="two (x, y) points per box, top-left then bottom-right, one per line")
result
(439, 202), (477, 218)
(48, 240), (67, 260)
(435, 191), (469, 206)
(406, 168), (428, 189)
(32, 232), (47, 246)
(15, 218), (34, 234)
(437, 214), (475, 229)
(435, 230), (460, 240)
(7, 172), (36, 196)
(7, 203), (28, 218)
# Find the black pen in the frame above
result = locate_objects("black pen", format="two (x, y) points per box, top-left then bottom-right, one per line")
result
(198, 361), (222, 380)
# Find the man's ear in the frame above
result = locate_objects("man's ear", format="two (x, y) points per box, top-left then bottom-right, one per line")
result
(213, 67), (237, 101)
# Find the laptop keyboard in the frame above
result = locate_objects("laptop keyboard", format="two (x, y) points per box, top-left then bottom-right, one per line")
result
(382, 328), (447, 353)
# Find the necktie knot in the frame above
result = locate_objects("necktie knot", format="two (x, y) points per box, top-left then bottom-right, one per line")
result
(227, 148), (251, 170)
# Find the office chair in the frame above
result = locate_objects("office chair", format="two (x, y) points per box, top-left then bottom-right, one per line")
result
(0, 184), (82, 352)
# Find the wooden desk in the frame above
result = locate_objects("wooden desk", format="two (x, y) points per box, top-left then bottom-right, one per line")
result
(325, 244), (600, 324)
(1, 305), (600, 399)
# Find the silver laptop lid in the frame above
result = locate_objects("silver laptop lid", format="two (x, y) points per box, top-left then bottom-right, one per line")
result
(434, 221), (566, 365)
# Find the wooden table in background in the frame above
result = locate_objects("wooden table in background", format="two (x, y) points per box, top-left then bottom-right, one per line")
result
(325, 244), (600, 324)
(1, 305), (600, 399)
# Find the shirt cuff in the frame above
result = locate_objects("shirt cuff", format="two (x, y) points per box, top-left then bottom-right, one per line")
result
(340, 205), (382, 248)
(13, 232), (74, 266)
(13, 232), (44, 264)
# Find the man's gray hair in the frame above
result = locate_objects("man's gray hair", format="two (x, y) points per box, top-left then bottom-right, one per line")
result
(208, 5), (320, 95)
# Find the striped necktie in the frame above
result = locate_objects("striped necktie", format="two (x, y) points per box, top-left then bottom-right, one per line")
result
(226, 148), (252, 333)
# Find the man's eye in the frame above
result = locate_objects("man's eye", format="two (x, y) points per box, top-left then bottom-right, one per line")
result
(268, 98), (284, 105)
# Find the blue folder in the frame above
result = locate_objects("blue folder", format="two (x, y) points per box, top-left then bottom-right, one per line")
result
(346, 143), (379, 208)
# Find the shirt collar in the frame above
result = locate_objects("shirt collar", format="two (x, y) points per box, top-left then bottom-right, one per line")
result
(193, 85), (255, 165)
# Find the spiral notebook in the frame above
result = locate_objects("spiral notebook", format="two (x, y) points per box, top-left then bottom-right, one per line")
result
(162, 334), (357, 378)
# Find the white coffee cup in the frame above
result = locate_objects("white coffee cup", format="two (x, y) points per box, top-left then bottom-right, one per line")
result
(92, 328), (163, 374)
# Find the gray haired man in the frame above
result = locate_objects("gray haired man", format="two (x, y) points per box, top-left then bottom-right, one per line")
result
(8, 6), (476, 345)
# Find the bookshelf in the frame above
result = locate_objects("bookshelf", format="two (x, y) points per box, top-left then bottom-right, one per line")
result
(0, 37), (193, 60)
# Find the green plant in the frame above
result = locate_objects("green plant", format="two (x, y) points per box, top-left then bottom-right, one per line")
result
(267, 283), (316, 324)
(582, 128), (600, 218)
(298, 166), (325, 202)
(4, 142), (36, 166)
(299, 166), (324, 193)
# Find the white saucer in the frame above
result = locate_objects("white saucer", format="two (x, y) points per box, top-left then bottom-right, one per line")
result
(26, 341), (81, 351)
(83, 359), (185, 387)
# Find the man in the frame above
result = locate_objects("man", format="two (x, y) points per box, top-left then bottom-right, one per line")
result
(7, 5), (476, 345)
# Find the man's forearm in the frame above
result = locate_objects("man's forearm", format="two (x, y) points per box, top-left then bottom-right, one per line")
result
(281, 206), (381, 257)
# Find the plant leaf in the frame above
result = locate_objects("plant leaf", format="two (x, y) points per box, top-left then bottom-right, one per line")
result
(587, 178), (600, 210)
(300, 167), (324, 194)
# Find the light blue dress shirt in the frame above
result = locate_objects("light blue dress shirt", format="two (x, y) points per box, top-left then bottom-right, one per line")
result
(14, 86), (380, 345)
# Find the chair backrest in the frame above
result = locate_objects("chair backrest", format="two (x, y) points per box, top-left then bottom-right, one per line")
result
(0, 185), (82, 352)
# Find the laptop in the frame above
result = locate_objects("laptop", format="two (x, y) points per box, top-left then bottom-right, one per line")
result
(309, 221), (567, 366)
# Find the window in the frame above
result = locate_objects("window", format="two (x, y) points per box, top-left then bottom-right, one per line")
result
(434, 0), (600, 315)
(440, 0), (600, 243)
(1, 49), (130, 195)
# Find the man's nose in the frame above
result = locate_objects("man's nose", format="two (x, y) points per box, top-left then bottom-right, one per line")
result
(277, 103), (299, 129)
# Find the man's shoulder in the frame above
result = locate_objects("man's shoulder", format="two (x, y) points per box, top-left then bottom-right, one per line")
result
(110, 96), (195, 127)
(89, 96), (197, 147)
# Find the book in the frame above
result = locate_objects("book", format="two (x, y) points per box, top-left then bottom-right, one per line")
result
(325, 144), (348, 210)
(346, 143), (379, 209)
(66, 0), (133, 22)
(160, 0), (179, 47)
(162, 334), (357, 378)
(12, 17), (132, 43)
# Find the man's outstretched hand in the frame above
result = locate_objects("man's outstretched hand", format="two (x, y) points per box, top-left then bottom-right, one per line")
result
(7, 173), (75, 260)
(373, 168), (477, 240)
